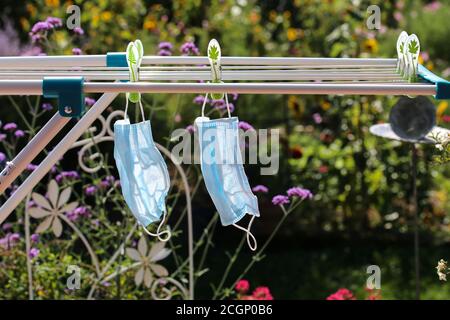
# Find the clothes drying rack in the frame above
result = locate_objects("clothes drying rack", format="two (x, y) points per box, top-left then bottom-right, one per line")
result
(0, 51), (448, 220)
(0, 35), (449, 301)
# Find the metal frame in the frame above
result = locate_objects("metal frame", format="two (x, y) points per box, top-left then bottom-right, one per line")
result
(0, 53), (441, 219)
(0, 53), (445, 301)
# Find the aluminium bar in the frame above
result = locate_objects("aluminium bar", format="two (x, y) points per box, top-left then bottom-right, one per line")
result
(0, 54), (398, 68)
(0, 113), (70, 194)
(0, 92), (119, 222)
(0, 80), (436, 96)
(0, 71), (403, 81)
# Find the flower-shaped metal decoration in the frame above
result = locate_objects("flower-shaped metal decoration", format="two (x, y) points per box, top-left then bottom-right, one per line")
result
(28, 180), (78, 237)
(126, 236), (171, 287)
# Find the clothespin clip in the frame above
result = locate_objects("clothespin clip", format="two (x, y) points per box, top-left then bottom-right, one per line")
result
(396, 31), (409, 76)
(126, 39), (144, 103)
(207, 39), (224, 100)
(404, 34), (420, 83)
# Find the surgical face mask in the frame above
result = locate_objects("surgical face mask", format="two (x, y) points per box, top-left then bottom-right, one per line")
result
(114, 99), (171, 241)
(195, 94), (260, 251)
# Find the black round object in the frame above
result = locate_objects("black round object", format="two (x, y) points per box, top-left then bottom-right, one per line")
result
(389, 96), (436, 140)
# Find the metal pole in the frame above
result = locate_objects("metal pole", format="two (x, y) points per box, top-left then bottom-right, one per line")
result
(0, 113), (70, 194)
(411, 143), (421, 300)
(0, 92), (119, 223)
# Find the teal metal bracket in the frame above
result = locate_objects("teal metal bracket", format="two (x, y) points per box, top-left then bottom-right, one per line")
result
(106, 52), (127, 67)
(106, 52), (128, 83)
(43, 77), (84, 117)
(418, 64), (450, 100)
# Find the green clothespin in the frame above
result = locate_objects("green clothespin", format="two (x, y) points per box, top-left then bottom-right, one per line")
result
(396, 31), (408, 76)
(126, 39), (144, 103)
(405, 34), (420, 83)
(208, 39), (224, 100)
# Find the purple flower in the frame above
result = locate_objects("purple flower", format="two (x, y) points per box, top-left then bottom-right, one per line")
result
(312, 113), (322, 124)
(2, 223), (13, 231)
(286, 187), (313, 200)
(101, 281), (111, 287)
(27, 200), (36, 208)
(26, 164), (38, 171)
(31, 233), (39, 243)
(231, 93), (239, 101)
(0, 232), (20, 249)
(99, 175), (115, 189)
(28, 247), (40, 259)
(55, 171), (80, 183)
(193, 95), (209, 105)
(73, 27), (84, 35)
(14, 130), (25, 138)
(45, 17), (63, 28)
(30, 21), (50, 34)
(30, 33), (42, 43)
(85, 97), (96, 106)
(66, 206), (91, 221)
(158, 49), (172, 56)
(252, 185), (269, 193)
(180, 41), (200, 56)
(272, 195), (290, 206)
(0, 134), (6, 141)
(186, 125), (196, 134)
(42, 103), (53, 111)
(158, 41), (173, 51)
(72, 48), (82, 55)
(3, 122), (17, 131)
(85, 185), (97, 196)
(0, 152), (6, 162)
(238, 121), (254, 131)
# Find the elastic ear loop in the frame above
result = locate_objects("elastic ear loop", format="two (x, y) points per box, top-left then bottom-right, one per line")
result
(123, 94), (146, 121)
(201, 92), (231, 118)
(232, 215), (257, 251)
(142, 210), (171, 242)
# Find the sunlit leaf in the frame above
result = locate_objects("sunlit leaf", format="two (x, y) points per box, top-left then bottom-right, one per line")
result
(35, 215), (53, 233)
(126, 248), (141, 262)
(144, 267), (153, 287)
(58, 187), (72, 209)
(148, 241), (165, 260)
(150, 263), (168, 277)
(137, 236), (148, 257)
(47, 180), (59, 207)
(28, 207), (51, 219)
(31, 193), (52, 211)
(151, 248), (171, 262)
(134, 267), (144, 286)
(52, 217), (63, 237)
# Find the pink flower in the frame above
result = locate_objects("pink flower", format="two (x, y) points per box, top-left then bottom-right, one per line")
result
(394, 12), (403, 22)
(272, 195), (290, 206)
(424, 1), (441, 12)
(326, 288), (356, 300)
(252, 185), (269, 193)
(252, 286), (274, 300)
(235, 280), (250, 293)
(442, 115), (450, 123)
(286, 187), (313, 200)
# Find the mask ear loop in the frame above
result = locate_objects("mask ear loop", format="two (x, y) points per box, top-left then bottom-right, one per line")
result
(124, 93), (130, 120)
(123, 94), (146, 122)
(232, 215), (257, 251)
(201, 92), (232, 118)
(142, 210), (171, 242)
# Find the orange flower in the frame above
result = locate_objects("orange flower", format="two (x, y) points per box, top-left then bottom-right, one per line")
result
(287, 28), (298, 42)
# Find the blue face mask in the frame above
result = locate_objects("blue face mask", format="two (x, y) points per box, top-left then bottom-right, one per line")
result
(195, 94), (260, 251)
(114, 100), (171, 241)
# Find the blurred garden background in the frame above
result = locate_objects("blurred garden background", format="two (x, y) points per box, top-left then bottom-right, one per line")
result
(0, 0), (450, 300)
